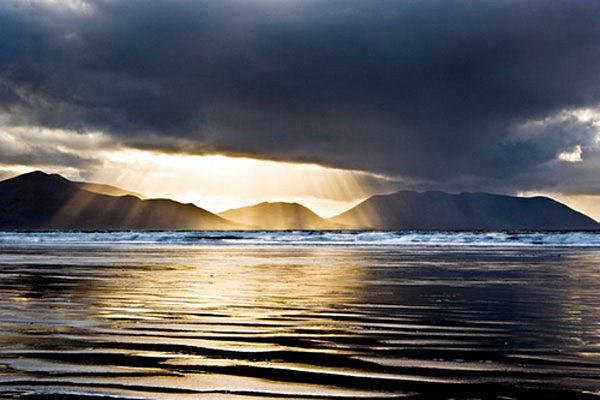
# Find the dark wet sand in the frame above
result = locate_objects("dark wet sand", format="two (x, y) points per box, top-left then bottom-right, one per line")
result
(0, 244), (599, 399)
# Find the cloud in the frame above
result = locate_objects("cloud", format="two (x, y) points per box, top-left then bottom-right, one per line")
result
(0, 125), (105, 168)
(559, 146), (583, 163)
(1, 0), (600, 195)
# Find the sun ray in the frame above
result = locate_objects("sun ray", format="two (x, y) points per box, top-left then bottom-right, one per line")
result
(91, 149), (389, 221)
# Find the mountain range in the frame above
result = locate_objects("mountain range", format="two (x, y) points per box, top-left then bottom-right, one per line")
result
(0, 171), (234, 230)
(329, 190), (599, 230)
(0, 171), (598, 230)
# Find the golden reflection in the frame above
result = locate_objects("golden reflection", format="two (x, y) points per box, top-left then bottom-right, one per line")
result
(4, 245), (600, 397)
(88, 247), (366, 334)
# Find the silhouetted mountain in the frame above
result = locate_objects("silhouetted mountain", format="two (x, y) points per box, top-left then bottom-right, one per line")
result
(219, 202), (343, 230)
(75, 181), (145, 199)
(0, 171), (236, 230)
(4, 172), (597, 231)
(329, 191), (599, 230)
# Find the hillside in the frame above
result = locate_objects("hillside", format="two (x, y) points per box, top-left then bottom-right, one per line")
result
(0, 171), (236, 230)
(329, 190), (599, 230)
(75, 182), (146, 199)
(220, 202), (342, 230)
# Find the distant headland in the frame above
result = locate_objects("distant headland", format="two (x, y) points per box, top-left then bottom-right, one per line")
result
(0, 171), (597, 230)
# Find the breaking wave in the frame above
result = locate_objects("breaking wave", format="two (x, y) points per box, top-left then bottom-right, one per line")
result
(0, 230), (599, 247)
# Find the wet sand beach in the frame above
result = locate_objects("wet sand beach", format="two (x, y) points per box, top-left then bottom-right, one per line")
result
(1, 241), (600, 399)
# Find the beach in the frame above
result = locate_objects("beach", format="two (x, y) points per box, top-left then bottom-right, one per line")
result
(0, 234), (599, 398)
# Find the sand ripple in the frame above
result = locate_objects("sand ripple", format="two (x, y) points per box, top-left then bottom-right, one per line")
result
(0, 244), (600, 399)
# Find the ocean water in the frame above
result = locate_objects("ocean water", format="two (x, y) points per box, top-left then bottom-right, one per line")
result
(0, 231), (600, 399)
(0, 230), (600, 247)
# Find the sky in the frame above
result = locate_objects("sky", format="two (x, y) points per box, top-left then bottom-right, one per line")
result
(1, 0), (600, 219)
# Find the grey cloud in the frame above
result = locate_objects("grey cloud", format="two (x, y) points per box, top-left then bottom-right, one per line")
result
(1, 0), (600, 194)
(0, 139), (98, 168)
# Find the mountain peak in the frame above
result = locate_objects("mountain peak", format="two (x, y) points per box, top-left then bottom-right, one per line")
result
(1, 170), (74, 192)
(4, 170), (69, 183)
(0, 171), (236, 230)
(257, 201), (308, 210)
(330, 190), (599, 230)
(219, 201), (339, 230)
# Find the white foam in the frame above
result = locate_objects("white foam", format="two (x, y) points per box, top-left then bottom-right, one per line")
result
(0, 230), (599, 247)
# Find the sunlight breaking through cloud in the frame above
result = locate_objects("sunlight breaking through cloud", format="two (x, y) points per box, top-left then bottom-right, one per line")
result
(558, 145), (583, 163)
(96, 149), (392, 217)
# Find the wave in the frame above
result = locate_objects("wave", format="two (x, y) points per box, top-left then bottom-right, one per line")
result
(0, 230), (600, 247)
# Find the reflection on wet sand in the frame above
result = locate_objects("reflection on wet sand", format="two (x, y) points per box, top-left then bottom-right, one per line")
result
(0, 245), (600, 399)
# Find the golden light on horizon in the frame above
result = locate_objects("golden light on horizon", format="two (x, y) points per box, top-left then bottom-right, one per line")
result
(90, 149), (385, 217)
(0, 124), (391, 220)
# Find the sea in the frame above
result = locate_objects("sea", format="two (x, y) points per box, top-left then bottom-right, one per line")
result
(0, 230), (599, 399)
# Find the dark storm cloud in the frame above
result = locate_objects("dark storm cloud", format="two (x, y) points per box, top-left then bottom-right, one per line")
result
(1, 0), (600, 193)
